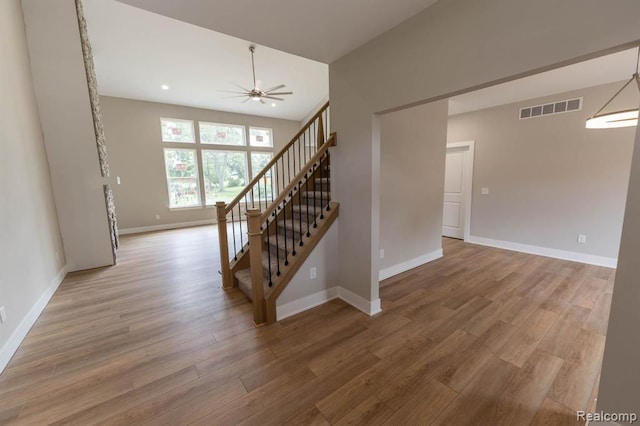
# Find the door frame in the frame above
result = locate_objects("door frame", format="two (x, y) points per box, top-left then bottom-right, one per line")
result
(445, 140), (475, 242)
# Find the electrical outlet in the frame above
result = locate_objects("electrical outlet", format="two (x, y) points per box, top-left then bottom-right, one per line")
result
(380, 249), (384, 259)
(0, 306), (6, 324)
(116, 176), (121, 185)
(481, 187), (490, 195)
(310, 267), (317, 279)
(155, 214), (161, 220)
(577, 234), (587, 244)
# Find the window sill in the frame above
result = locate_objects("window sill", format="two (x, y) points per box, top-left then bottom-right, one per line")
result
(169, 205), (203, 211)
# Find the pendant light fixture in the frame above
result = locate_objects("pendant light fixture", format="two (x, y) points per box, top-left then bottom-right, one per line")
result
(586, 47), (640, 129)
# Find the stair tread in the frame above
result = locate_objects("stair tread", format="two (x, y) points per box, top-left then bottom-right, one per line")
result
(277, 219), (308, 234)
(264, 233), (298, 252)
(291, 204), (324, 215)
(302, 191), (330, 199)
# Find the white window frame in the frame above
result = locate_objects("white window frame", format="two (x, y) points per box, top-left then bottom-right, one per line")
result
(199, 122), (246, 146)
(201, 149), (249, 206)
(248, 126), (274, 148)
(163, 147), (202, 209)
(161, 117), (275, 209)
(160, 117), (196, 143)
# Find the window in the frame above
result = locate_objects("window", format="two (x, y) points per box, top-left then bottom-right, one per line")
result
(161, 118), (274, 209)
(161, 118), (195, 143)
(249, 127), (273, 148)
(202, 150), (248, 204)
(250, 152), (274, 200)
(164, 149), (200, 208)
(200, 122), (245, 146)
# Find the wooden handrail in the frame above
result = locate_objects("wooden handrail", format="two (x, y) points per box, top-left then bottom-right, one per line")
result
(259, 133), (336, 223)
(225, 101), (330, 214)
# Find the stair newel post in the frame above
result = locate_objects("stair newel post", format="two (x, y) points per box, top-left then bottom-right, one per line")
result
(246, 208), (266, 325)
(216, 202), (233, 290)
(317, 114), (325, 148)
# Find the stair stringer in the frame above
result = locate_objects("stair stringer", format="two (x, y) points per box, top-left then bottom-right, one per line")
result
(264, 202), (339, 323)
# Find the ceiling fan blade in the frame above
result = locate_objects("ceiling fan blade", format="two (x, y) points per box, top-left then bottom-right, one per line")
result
(263, 96), (285, 101)
(241, 98), (251, 103)
(267, 92), (293, 96)
(223, 95), (250, 98)
(231, 82), (251, 92)
(264, 84), (285, 92)
(218, 90), (249, 94)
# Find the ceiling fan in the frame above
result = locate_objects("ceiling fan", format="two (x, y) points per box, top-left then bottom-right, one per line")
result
(221, 45), (293, 104)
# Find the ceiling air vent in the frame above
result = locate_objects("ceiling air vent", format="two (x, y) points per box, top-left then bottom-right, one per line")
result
(519, 97), (582, 120)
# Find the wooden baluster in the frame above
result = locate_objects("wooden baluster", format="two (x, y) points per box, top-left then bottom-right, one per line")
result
(246, 209), (266, 325)
(317, 114), (325, 148)
(216, 201), (233, 290)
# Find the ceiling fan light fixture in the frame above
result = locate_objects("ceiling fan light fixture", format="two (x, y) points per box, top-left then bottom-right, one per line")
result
(586, 109), (638, 129)
(219, 45), (293, 105)
(586, 47), (640, 130)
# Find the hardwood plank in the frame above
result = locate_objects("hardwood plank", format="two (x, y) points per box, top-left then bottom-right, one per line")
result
(537, 305), (590, 359)
(0, 232), (613, 424)
(431, 356), (519, 425)
(583, 292), (613, 336)
(547, 330), (606, 411)
(571, 276), (607, 309)
(488, 350), (564, 425)
(375, 329), (476, 410)
(50, 366), (199, 425)
(191, 363), (316, 425)
(385, 379), (457, 425)
(496, 308), (557, 367)
(332, 395), (395, 426)
(531, 398), (584, 426)
(315, 334), (435, 423)
(237, 349), (380, 426)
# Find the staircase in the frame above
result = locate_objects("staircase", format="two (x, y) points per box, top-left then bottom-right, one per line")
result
(215, 102), (339, 325)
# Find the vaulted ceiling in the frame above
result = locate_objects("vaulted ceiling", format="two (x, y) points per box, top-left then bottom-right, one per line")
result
(114, 0), (440, 63)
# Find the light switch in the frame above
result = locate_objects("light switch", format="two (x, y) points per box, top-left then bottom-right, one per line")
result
(481, 187), (489, 195)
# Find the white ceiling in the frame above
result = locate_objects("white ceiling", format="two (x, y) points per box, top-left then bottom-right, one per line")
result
(449, 48), (639, 116)
(83, 0), (329, 121)
(114, 0), (440, 64)
(86, 1), (637, 121)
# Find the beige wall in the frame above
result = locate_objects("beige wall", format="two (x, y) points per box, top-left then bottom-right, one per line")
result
(447, 82), (637, 259)
(0, 0), (65, 370)
(598, 114), (640, 419)
(22, 0), (114, 272)
(99, 96), (301, 230)
(329, 0), (640, 408)
(277, 220), (338, 313)
(329, 0), (640, 307)
(379, 100), (448, 275)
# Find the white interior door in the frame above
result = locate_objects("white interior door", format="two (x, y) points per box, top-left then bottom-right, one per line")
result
(443, 142), (474, 240)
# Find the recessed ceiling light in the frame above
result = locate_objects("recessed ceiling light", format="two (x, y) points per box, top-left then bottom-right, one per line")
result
(161, 84), (169, 90)
(271, 103), (276, 107)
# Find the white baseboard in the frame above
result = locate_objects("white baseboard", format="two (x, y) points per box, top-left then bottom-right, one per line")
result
(337, 287), (382, 316)
(0, 265), (67, 373)
(379, 248), (444, 281)
(276, 286), (381, 320)
(277, 287), (339, 321)
(119, 219), (217, 235)
(467, 236), (618, 268)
